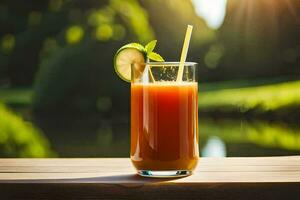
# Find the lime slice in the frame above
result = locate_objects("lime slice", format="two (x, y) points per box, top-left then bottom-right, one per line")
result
(114, 43), (146, 82)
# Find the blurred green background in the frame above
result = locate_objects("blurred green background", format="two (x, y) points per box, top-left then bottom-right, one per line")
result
(0, 0), (299, 157)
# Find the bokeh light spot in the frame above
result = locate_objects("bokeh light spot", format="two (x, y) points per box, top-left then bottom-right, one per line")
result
(95, 24), (113, 41)
(202, 136), (226, 157)
(204, 44), (224, 68)
(1, 34), (15, 54)
(65, 25), (84, 44)
(88, 8), (115, 27)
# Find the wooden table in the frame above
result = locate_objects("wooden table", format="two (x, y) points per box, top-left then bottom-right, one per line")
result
(0, 156), (299, 200)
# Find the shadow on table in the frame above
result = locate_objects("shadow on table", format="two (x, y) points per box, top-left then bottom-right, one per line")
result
(0, 173), (186, 184)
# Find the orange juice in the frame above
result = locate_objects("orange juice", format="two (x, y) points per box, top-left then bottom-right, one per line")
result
(131, 82), (199, 171)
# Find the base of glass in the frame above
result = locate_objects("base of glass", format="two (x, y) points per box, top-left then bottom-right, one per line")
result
(138, 170), (192, 178)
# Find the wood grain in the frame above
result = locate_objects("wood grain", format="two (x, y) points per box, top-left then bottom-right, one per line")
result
(0, 157), (299, 200)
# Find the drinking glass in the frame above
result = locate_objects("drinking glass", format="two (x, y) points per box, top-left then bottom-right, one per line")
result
(131, 62), (199, 177)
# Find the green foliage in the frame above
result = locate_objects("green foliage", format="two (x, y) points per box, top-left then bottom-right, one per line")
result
(0, 102), (55, 157)
(201, 119), (300, 151)
(31, 0), (155, 112)
(110, 0), (154, 43)
(33, 43), (90, 111)
(86, 0), (154, 43)
(199, 80), (300, 113)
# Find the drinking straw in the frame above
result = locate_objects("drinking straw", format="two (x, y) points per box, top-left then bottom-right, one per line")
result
(176, 25), (193, 82)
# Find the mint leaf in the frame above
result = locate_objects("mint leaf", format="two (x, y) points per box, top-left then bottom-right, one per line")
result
(148, 52), (164, 61)
(145, 40), (157, 54)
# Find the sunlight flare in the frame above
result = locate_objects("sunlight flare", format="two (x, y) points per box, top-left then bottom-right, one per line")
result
(192, 0), (227, 29)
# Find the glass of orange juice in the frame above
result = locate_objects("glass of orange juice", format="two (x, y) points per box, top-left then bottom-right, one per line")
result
(131, 62), (199, 177)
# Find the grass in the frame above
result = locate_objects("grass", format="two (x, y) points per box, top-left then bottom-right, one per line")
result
(199, 76), (298, 92)
(200, 119), (300, 151)
(199, 80), (300, 114)
(0, 88), (33, 106)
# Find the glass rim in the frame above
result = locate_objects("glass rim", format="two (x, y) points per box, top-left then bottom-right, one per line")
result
(143, 62), (198, 67)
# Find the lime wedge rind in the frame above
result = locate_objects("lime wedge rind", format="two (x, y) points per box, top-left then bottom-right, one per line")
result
(113, 41), (164, 82)
(114, 43), (147, 82)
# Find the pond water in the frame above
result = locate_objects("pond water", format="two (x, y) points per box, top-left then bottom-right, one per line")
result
(33, 115), (300, 157)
